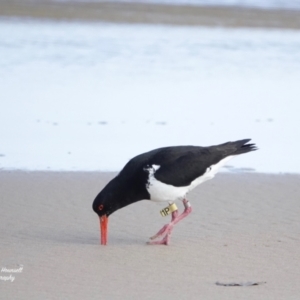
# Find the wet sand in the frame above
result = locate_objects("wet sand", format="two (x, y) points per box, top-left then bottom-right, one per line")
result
(1, 171), (300, 299)
(1, 0), (300, 29)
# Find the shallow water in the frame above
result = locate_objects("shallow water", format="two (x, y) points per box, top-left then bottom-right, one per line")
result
(0, 20), (299, 172)
(55, 0), (300, 10)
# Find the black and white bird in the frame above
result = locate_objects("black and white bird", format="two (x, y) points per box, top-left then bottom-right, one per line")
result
(92, 139), (257, 245)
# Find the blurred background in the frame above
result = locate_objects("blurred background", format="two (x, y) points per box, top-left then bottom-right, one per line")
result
(0, 0), (299, 172)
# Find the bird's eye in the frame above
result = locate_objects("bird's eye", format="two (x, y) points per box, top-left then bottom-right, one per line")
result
(98, 205), (104, 211)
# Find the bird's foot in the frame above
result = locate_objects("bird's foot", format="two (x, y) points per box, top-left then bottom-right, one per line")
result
(149, 209), (178, 240)
(147, 233), (170, 245)
(149, 223), (173, 240)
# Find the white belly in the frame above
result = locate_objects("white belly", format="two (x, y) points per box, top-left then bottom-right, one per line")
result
(145, 156), (233, 202)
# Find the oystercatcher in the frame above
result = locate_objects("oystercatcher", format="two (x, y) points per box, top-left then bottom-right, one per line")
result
(93, 139), (257, 245)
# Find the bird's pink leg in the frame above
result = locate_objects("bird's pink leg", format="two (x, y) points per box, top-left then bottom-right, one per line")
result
(148, 210), (178, 241)
(148, 199), (192, 245)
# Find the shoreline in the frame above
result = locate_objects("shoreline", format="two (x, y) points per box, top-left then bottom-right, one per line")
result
(0, 1), (300, 29)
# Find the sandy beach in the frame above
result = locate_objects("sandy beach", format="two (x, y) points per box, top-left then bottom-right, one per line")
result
(1, 0), (300, 29)
(1, 171), (300, 299)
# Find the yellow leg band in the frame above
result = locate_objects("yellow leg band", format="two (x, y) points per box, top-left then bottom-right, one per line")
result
(160, 203), (178, 217)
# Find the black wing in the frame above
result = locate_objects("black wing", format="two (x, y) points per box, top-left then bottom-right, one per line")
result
(153, 147), (220, 187)
(153, 139), (256, 187)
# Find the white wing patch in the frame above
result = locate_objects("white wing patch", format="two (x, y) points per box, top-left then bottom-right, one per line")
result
(144, 156), (233, 203)
(196, 155), (233, 183)
(144, 164), (188, 202)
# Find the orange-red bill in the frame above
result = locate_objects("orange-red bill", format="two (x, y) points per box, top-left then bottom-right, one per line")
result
(100, 215), (108, 245)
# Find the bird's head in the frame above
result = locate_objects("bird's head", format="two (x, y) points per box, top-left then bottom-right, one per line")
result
(92, 182), (123, 246)
(92, 173), (148, 245)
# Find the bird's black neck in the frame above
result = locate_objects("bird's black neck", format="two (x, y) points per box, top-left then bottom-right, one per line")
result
(97, 172), (150, 216)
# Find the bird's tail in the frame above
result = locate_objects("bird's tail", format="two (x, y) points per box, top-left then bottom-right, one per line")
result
(231, 139), (257, 155)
